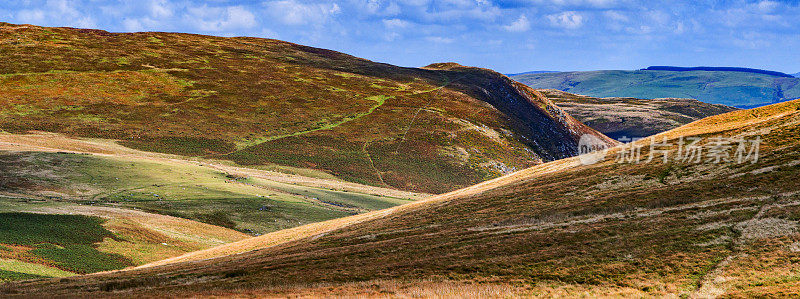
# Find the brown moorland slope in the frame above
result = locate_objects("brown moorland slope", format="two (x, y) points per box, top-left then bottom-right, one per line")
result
(540, 89), (739, 139)
(0, 23), (614, 194)
(7, 99), (800, 297)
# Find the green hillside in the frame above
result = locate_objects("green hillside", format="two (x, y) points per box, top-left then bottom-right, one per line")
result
(10, 98), (800, 298)
(0, 23), (613, 194)
(512, 69), (800, 108)
(0, 150), (415, 234)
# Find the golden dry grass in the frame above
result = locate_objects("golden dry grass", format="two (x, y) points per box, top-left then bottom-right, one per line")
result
(653, 98), (800, 140)
(7, 205), (250, 266)
(135, 154), (586, 268)
(0, 131), (428, 201)
(137, 99), (800, 270)
(5, 99), (800, 298)
(105, 278), (657, 298)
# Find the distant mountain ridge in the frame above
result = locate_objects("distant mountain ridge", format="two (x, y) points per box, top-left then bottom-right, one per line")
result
(643, 66), (794, 78)
(504, 70), (559, 76)
(793, 72), (800, 78)
(511, 68), (800, 108)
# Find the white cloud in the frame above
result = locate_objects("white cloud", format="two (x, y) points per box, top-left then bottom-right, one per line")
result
(365, 0), (381, 14)
(504, 15), (530, 32)
(264, 0), (341, 26)
(13, 0), (96, 28)
(625, 25), (652, 34)
(646, 10), (669, 26)
(531, 0), (619, 8)
(260, 28), (280, 39)
(384, 31), (400, 41)
(149, 0), (173, 18)
(755, 0), (779, 13)
(187, 5), (257, 32)
(603, 10), (627, 22)
(74, 17), (95, 28)
(122, 18), (145, 32)
(430, 6), (500, 22)
(121, 16), (165, 32)
(348, 0), (401, 16)
(383, 18), (410, 29)
(673, 21), (685, 34)
(547, 11), (584, 29)
(385, 2), (401, 15)
(732, 33), (772, 50)
(16, 9), (46, 23)
(426, 36), (454, 43)
(401, 0), (500, 23)
(3, 0), (800, 73)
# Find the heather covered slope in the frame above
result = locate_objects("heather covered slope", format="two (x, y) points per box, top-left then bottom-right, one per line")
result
(541, 89), (738, 139)
(0, 23), (613, 194)
(9, 100), (800, 297)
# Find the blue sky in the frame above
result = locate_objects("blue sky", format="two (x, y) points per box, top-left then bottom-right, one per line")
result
(2, 0), (799, 74)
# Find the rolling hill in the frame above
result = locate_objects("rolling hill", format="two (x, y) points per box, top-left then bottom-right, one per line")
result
(541, 89), (739, 139)
(0, 22), (620, 282)
(511, 68), (800, 108)
(0, 131), (436, 284)
(0, 134), (423, 235)
(0, 23), (614, 194)
(0, 200), (249, 283)
(7, 98), (800, 297)
(0, 130), (431, 282)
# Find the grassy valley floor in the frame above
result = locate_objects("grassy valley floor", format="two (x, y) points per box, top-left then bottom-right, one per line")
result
(0, 132), (427, 282)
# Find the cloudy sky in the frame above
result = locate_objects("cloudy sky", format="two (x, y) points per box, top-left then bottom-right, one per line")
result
(2, 0), (799, 73)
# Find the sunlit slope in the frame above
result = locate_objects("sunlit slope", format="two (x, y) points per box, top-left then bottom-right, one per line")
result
(9, 98), (800, 296)
(0, 132), (429, 201)
(0, 201), (248, 282)
(136, 154), (584, 268)
(0, 23), (613, 193)
(0, 125), (424, 281)
(0, 132), (424, 235)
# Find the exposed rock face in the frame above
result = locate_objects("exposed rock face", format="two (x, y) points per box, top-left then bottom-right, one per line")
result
(425, 64), (618, 160)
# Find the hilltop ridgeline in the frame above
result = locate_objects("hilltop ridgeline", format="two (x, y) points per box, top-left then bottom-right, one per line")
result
(643, 66), (794, 78)
(0, 23), (613, 193)
(511, 68), (800, 108)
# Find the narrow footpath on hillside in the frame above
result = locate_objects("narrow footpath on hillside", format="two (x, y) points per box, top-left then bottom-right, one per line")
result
(218, 74), (465, 158)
